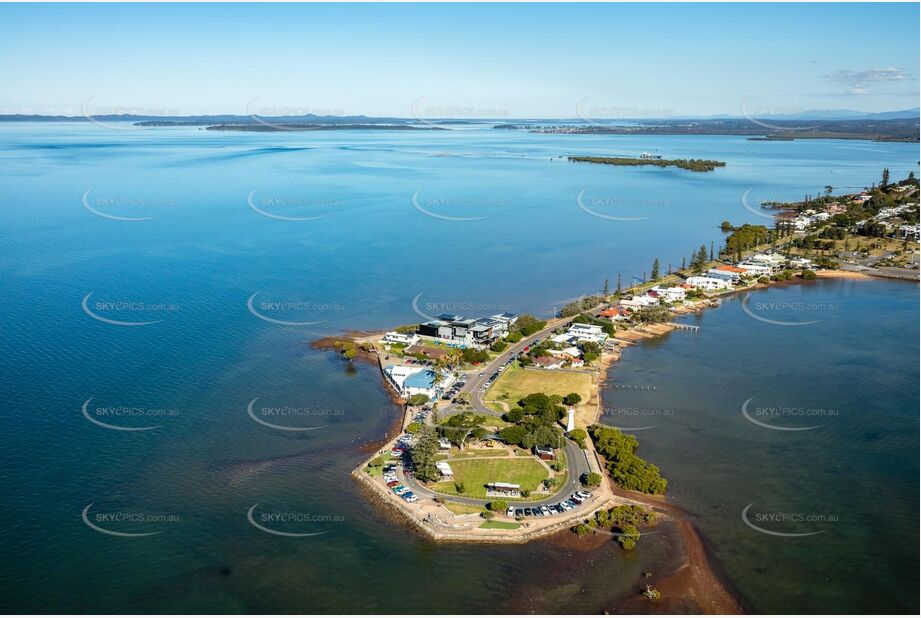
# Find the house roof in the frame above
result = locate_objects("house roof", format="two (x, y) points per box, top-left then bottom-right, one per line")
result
(715, 265), (746, 273)
(406, 344), (449, 359)
(534, 356), (562, 367)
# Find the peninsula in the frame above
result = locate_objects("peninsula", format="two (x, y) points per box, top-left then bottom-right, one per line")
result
(320, 173), (917, 610)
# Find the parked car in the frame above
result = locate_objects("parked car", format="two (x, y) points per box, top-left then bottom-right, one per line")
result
(515, 509), (524, 518)
(523, 508), (533, 517)
(540, 506), (551, 516)
(506, 506), (515, 518)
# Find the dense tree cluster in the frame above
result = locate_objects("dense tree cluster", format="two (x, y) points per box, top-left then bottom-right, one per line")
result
(512, 314), (547, 337)
(589, 425), (668, 494)
(568, 156), (726, 172)
(497, 392), (566, 449)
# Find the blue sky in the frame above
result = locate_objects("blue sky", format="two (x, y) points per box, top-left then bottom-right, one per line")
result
(0, 3), (918, 118)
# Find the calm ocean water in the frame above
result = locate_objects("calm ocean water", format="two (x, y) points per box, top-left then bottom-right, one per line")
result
(0, 123), (917, 613)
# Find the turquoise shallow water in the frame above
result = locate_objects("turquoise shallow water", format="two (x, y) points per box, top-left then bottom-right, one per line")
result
(0, 123), (917, 613)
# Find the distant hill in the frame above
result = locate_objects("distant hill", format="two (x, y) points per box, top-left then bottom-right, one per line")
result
(748, 108), (919, 121)
(1, 108), (917, 124)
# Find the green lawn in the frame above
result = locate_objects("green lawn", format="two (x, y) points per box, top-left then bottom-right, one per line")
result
(485, 363), (593, 413)
(442, 502), (485, 516)
(431, 457), (549, 499)
(479, 520), (521, 530)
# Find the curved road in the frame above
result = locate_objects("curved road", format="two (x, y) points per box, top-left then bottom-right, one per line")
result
(399, 316), (596, 508)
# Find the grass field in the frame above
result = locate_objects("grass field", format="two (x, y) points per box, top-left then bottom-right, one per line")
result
(442, 502), (484, 516)
(431, 457), (549, 498)
(479, 520), (521, 530)
(485, 363), (593, 412)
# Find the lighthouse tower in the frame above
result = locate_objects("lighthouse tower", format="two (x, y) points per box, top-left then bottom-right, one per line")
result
(566, 407), (576, 433)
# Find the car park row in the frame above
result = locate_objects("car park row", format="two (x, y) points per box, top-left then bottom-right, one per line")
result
(506, 490), (593, 519)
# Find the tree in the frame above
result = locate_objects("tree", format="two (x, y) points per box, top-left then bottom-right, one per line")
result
(405, 421), (422, 434)
(650, 258), (660, 281)
(583, 472), (603, 488)
(617, 524), (640, 550)
(563, 393), (582, 406)
(488, 499), (508, 512)
(569, 428), (588, 447)
(616, 273), (622, 293)
(720, 220), (732, 232)
(411, 424), (440, 482)
(498, 424), (526, 445)
(709, 240), (714, 261)
(490, 340), (507, 353)
(334, 340), (358, 361)
(881, 168), (890, 190)
(603, 278), (609, 296)
(573, 523), (592, 537)
(481, 509), (495, 521)
(407, 394), (430, 407)
(588, 425), (667, 494)
(680, 257), (686, 270)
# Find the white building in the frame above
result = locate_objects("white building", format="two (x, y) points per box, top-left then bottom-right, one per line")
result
(649, 286), (687, 303)
(383, 365), (455, 400)
(706, 268), (742, 283)
(565, 322), (609, 345)
(899, 224), (920, 241)
(686, 276), (731, 291)
(787, 257), (814, 269)
(383, 331), (420, 346)
(736, 262), (773, 276)
(749, 253), (787, 268)
(619, 295), (658, 310)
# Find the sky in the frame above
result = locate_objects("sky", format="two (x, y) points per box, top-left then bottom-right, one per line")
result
(0, 2), (918, 118)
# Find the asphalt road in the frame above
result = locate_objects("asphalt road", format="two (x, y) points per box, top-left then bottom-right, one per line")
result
(397, 315), (596, 508)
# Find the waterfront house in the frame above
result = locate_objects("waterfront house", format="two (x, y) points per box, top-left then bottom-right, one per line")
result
(383, 331), (420, 346)
(686, 276), (731, 291)
(416, 312), (518, 348)
(566, 323), (609, 345)
(405, 343), (450, 360)
(533, 356), (565, 370)
(648, 285), (687, 303)
(707, 266), (745, 283)
(599, 307), (631, 321)
(735, 262), (772, 276)
(619, 295), (658, 310)
(787, 257), (815, 269)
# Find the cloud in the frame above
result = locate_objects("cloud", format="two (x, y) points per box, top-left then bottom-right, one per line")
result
(825, 67), (912, 95)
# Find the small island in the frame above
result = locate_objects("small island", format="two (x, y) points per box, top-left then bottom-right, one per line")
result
(568, 155), (727, 172)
